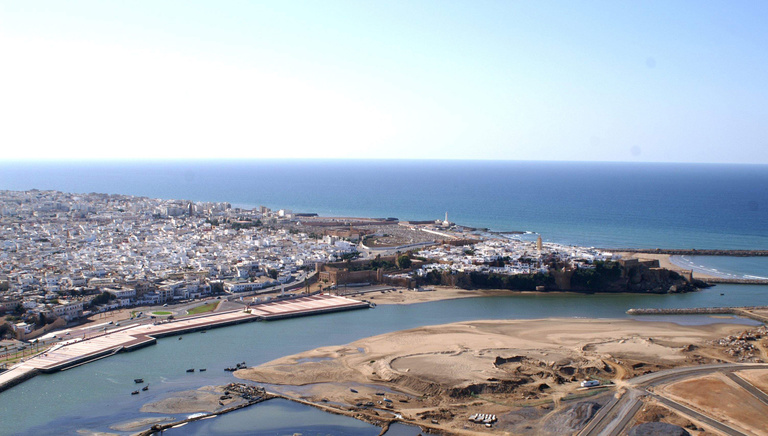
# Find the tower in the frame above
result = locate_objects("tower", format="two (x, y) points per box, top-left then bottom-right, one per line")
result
(536, 235), (543, 251)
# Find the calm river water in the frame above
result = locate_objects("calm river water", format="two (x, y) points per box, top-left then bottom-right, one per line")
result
(2, 283), (767, 435)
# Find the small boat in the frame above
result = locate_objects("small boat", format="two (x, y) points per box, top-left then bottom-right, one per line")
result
(178, 337), (182, 340)
(375, 392), (385, 396)
(350, 388), (358, 393)
(186, 368), (195, 373)
(134, 378), (144, 384)
(200, 368), (207, 372)
(142, 385), (149, 391)
(131, 390), (139, 395)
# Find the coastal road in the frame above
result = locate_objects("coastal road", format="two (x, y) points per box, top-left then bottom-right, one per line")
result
(579, 363), (768, 436)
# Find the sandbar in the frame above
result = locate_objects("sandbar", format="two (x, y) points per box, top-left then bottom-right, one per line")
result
(236, 318), (758, 435)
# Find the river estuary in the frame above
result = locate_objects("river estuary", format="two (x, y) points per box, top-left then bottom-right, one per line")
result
(2, 283), (767, 435)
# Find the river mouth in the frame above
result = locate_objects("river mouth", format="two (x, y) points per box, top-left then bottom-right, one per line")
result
(3, 285), (768, 435)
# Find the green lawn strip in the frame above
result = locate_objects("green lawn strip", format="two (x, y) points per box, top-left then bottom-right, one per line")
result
(186, 302), (218, 315)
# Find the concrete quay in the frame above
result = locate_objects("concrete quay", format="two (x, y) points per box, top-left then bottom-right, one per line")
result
(0, 294), (369, 393)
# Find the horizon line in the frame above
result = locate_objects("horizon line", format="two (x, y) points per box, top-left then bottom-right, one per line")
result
(1, 157), (767, 166)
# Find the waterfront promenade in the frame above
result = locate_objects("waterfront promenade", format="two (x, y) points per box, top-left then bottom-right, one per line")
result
(0, 294), (369, 393)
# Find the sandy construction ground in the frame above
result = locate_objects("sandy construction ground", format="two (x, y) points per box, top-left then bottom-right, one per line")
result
(656, 373), (768, 436)
(735, 368), (768, 394)
(236, 318), (752, 435)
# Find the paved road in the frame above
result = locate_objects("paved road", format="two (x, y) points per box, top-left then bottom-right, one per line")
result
(649, 393), (748, 436)
(580, 390), (643, 436)
(725, 372), (768, 406)
(579, 363), (768, 436)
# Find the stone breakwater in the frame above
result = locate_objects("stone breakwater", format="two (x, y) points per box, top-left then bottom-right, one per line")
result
(627, 307), (768, 324)
(611, 249), (768, 257)
(700, 278), (768, 285)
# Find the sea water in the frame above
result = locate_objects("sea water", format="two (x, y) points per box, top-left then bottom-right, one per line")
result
(0, 160), (766, 250)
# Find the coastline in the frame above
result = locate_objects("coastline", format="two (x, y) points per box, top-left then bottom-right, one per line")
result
(615, 252), (720, 279)
(668, 255), (768, 281)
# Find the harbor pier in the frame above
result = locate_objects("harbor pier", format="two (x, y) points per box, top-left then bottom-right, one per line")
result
(0, 294), (369, 393)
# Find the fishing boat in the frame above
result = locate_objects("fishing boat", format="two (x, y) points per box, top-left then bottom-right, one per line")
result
(134, 378), (144, 384)
(350, 388), (358, 393)
(186, 368), (195, 373)
(131, 390), (139, 395)
(142, 385), (149, 391)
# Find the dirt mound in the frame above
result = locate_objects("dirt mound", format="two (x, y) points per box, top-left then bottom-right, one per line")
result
(628, 422), (690, 436)
(447, 377), (531, 398)
(540, 401), (601, 434)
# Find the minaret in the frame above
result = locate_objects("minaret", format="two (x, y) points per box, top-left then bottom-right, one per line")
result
(536, 235), (543, 251)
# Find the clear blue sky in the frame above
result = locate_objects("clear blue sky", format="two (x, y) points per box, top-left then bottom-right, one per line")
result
(1, 1), (767, 163)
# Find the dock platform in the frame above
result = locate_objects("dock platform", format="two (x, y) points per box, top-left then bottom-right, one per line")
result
(0, 294), (369, 393)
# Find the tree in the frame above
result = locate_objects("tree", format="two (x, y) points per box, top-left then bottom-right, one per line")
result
(268, 269), (279, 280)
(91, 291), (115, 306)
(396, 255), (412, 270)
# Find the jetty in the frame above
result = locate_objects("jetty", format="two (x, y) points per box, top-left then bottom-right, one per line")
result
(0, 294), (369, 393)
(611, 249), (768, 257)
(699, 277), (768, 285)
(627, 306), (768, 324)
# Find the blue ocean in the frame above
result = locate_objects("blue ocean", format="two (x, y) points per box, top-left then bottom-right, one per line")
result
(0, 160), (766, 249)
